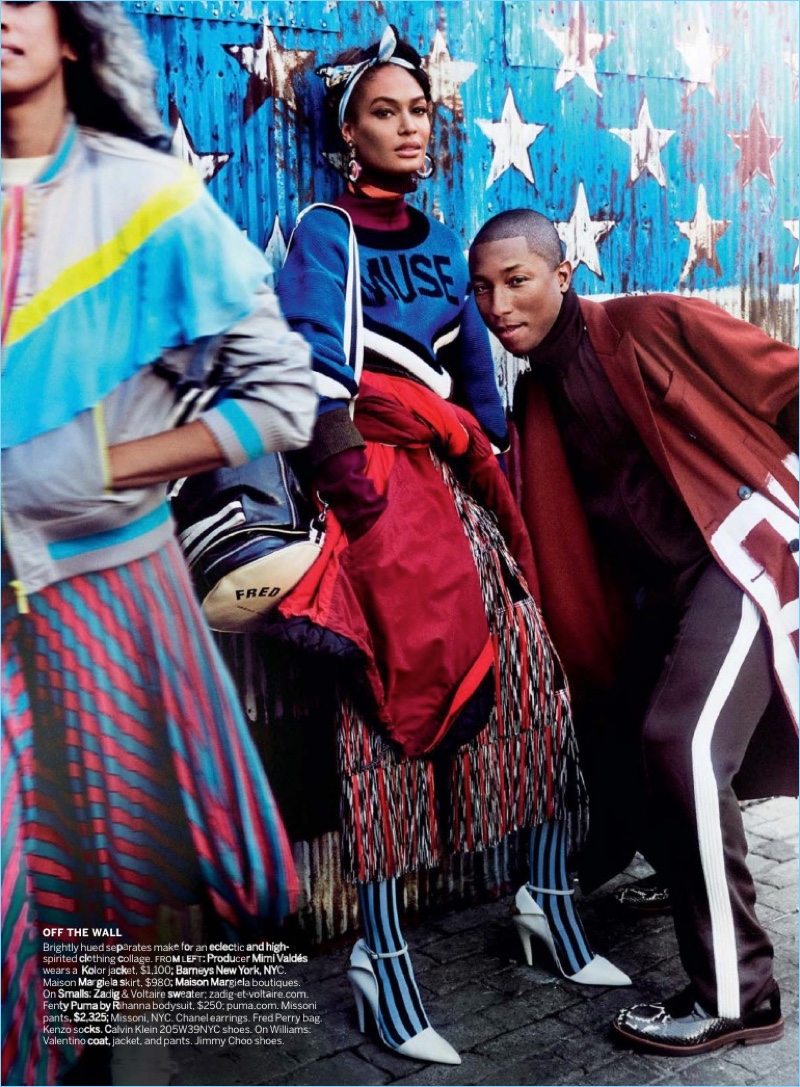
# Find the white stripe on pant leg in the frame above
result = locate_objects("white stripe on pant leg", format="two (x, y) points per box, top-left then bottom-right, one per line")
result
(690, 594), (761, 1020)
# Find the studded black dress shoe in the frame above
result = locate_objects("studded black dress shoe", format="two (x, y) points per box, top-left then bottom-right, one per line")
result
(612, 985), (784, 1055)
(613, 874), (671, 914)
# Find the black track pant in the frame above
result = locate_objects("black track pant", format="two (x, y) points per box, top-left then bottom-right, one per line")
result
(642, 560), (777, 1019)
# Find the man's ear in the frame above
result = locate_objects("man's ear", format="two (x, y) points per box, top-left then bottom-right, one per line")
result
(556, 260), (573, 293)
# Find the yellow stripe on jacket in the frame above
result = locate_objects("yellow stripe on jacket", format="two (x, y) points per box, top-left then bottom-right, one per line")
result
(5, 171), (202, 348)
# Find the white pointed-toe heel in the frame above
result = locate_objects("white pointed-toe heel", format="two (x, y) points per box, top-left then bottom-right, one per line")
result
(347, 939), (461, 1065)
(513, 886), (632, 987)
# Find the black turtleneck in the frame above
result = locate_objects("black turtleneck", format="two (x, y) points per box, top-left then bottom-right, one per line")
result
(528, 289), (707, 588)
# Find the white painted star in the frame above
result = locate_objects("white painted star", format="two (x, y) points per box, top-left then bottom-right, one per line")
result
(539, 1), (615, 98)
(783, 50), (799, 101)
(675, 184), (731, 283)
(225, 22), (313, 116)
(476, 88), (546, 189)
(783, 219), (799, 273)
(556, 183), (616, 278)
(263, 215), (288, 289)
(422, 30), (477, 119)
(170, 107), (231, 182)
(675, 6), (729, 99)
(609, 97), (675, 188)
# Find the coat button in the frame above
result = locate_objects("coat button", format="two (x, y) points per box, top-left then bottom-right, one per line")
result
(789, 539), (799, 554)
(737, 486), (753, 500)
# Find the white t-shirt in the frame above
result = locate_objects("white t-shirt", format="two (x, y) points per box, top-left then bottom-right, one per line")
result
(1, 155), (51, 187)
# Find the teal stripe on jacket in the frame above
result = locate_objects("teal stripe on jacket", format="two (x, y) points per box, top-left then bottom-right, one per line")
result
(3, 189), (268, 449)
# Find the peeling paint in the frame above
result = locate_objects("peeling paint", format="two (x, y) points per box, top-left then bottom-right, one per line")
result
(125, 1), (799, 941)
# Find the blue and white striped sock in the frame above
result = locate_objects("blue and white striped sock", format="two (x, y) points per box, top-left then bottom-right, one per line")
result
(357, 879), (430, 1047)
(528, 819), (594, 975)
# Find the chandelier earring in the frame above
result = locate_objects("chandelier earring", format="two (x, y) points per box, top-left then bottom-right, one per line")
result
(416, 153), (435, 180)
(346, 142), (363, 183)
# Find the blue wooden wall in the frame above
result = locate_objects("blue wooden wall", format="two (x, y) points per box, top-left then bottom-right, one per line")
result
(121, 1), (799, 940)
(124, 1), (797, 307)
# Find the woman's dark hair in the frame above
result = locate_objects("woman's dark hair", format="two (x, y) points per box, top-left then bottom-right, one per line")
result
(55, 2), (168, 148)
(322, 29), (431, 146)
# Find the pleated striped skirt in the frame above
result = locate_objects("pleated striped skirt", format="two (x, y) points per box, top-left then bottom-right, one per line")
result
(222, 453), (588, 886)
(1, 541), (297, 1086)
(337, 454), (588, 882)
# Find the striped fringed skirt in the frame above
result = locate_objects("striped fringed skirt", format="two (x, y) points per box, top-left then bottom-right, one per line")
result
(336, 454), (588, 883)
(1, 541), (297, 1086)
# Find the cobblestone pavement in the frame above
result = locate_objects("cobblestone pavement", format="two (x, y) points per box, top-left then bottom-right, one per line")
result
(118, 797), (798, 1087)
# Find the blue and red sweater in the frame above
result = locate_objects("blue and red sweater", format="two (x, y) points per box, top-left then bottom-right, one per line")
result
(276, 188), (509, 454)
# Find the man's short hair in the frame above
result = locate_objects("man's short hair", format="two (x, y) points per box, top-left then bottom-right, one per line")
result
(471, 210), (564, 271)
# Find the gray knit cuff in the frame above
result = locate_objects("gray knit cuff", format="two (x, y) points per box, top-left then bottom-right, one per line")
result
(309, 407), (365, 467)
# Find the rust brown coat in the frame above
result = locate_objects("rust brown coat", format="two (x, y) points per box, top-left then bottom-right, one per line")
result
(514, 294), (798, 800)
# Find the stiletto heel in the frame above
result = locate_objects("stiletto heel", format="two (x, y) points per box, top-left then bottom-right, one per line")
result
(350, 976), (366, 1033)
(513, 886), (632, 987)
(512, 912), (539, 967)
(346, 939), (461, 1065)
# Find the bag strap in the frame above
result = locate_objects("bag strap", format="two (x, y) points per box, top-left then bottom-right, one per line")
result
(286, 203), (363, 416)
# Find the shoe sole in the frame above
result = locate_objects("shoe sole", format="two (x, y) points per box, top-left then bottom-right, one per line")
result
(611, 1017), (784, 1056)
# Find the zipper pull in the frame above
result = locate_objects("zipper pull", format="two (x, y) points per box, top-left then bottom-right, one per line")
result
(9, 579), (29, 615)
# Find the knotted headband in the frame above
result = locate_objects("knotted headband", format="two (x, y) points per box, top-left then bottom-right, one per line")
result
(316, 25), (419, 129)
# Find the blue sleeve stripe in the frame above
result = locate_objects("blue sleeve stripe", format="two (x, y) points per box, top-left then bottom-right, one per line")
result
(48, 502), (171, 560)
(214, 398), (265, 461)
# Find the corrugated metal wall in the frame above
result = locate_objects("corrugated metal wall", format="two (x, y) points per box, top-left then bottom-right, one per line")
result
(123, 0), (799, 942)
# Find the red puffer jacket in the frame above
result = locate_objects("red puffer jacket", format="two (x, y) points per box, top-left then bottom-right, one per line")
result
(269, 372), (538, 757)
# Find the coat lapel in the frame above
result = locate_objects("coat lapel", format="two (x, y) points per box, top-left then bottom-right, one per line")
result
(578, 298), (678, 490)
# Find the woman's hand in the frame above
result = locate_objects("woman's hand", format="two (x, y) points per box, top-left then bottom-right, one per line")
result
(107, 420), (225, 490)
